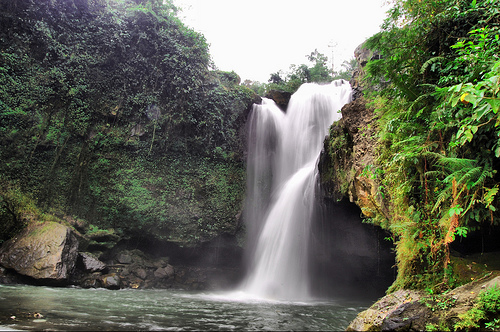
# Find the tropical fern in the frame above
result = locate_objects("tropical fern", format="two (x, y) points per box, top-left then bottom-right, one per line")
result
(420, 56), (445, 75)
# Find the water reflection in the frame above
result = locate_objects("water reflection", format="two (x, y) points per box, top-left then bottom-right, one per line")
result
(0, 284), (369, 331)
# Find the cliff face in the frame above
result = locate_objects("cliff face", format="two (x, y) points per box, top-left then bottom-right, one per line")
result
(319, 97), (374, 211)
(0, 0), (260, 248)
(318, 45), (390, 223)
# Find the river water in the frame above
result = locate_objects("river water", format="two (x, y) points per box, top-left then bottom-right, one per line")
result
(0, 284), (369, 331)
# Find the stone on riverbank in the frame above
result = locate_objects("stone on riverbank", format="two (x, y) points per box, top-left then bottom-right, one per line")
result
(347, 272), (500, 331)
(79, 252), (106, 272)
(0, 222), (78, 280)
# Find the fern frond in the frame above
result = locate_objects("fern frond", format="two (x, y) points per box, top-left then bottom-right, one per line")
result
(471, 166), (491, 188)
(408, 94), (433, 114)
(421, 151), (445, 162)
(424, 170), (443, 179)
(419, 83), (439, 91)
(420, 56), (445, 74)
(457, 166), (482, 188)
(437, 157), (476, 172)
(432, 184), (453, 213)
(463, 190), (480, 215)
(393, 135), (425, 148)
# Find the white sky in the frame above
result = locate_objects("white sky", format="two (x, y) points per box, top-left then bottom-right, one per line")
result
(173, 0), (390, 83)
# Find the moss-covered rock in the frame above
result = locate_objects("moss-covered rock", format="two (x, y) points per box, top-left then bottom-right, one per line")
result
(0, 221), (78, 280)
(0, 0), (260, 247)
(265, 90), (292, 111)
(319, 96), (390, 223)
(347, 273), (500, 332)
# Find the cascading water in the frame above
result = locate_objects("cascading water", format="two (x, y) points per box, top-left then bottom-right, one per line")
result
(240, 80), (352, 301)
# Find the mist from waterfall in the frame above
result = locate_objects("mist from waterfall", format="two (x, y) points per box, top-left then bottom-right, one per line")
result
(240, 80), (352, 301)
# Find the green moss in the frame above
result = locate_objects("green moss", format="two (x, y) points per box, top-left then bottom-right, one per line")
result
(356, 0), (500, 293)
(319, 122), (353, 200)
(83, 153), (244, 245)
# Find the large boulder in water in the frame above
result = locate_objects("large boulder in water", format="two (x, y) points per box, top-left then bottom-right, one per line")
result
(0, 222), (79, 280)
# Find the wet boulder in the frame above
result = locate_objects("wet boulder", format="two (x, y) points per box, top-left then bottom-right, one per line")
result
(0, 222), (78, 280)
(102, 273), (121, 289)
(116, 252), (133, 264)
(154, 264), (175, 279)
(80, 272), (104, 288)
(79, 252), (106, 272)
(134, 268), (148, 280)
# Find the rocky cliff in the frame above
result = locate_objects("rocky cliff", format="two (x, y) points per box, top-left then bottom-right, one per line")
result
(0, 0), (260, 290)
(331, 43), (500, 331)
(0, 0), (260, 248)
(318, 45), (390, 224)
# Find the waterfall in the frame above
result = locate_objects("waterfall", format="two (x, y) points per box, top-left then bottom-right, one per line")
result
(240, 80), (352, 301)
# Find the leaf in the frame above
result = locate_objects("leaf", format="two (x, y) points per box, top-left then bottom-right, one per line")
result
(463, 92), (478, 106)
(475, 103), (492, 121)
(449, 204), (464, 217)
(465, 129), (474, 142)
(484, 186), (499, 207)
(455, 226), (468, 238)
(460, 93), (469, 103)
(451, 83), (463, 93)
(495, 146), (500, 158)
(488, 99), (500, 114)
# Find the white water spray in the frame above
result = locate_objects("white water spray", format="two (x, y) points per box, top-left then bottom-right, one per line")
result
(240, 81), (352, 301)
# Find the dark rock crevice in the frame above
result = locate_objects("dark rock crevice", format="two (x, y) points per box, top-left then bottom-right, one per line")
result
(309, 198), (395, 300)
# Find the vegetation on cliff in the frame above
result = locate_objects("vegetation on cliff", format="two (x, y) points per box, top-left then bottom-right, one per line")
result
(0, 0), (258, 246)
(322, 0), (500, 296)
(354, 0), (500, 292)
